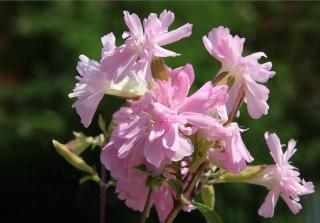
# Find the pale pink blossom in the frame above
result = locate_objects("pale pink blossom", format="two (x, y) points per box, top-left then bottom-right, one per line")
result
(101, 10), (192, 83)
(101, 140), (149, 211)
(69, 34), (147, 127)
(203, 26), (275, 119)
(101, 136), (191, 222)
(107, 64), (228, 168)
(207, 119), (253, 174)
(249, 132), (314, 217)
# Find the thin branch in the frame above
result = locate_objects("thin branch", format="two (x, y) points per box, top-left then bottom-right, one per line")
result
(100, 166), (108, 223)
(164, 162), (208, 223)
(139, 187), (154, 223)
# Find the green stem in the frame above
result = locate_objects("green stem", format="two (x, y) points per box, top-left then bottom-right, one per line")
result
(164, 162), (208, 223)
(100, 166), (107, 223)
(139, 187), (154, 223)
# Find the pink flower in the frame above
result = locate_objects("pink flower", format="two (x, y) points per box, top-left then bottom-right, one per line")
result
(207, 118), (253, 174)
(101, 10), (192, 83)
(249, 132), (314, 217)
(101, 137), (189, 222)
(69, 34), (148, 127)
(203, 26), (275, 119)
(101, 140), (149, 211)
(107, 64), (228, 168)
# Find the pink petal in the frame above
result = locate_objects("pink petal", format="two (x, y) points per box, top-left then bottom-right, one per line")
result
(171, 64), (194, 102)
(281, 194), (302, 215)
(154, 44), (179, 57)
(149, 122), (167, 142)
(244, 75), (270, 119)
(180, 112), (216, 130)
(264, 132), (283, 165)
(123, 11), (143, 37)
(100, 45), (138, 84)
(159, 10), (174, 30)
(155, 23), (192, 46)
(101, 32), (116, 57)
(115, 115), (148, 139)
(162, 124), (179, 149)
(171, 136), (193, 161)
(72, 92), (104, 128)
(283, 139), (297, 163)
(178, 83), (228, 114)
(144, 138), (166, 168)
(258, 188), (280, 218)
(203, 26), (244, 64)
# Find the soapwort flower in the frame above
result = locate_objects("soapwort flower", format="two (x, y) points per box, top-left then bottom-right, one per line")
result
(249, 132), (314, 217)
(203, 26), (275, 119)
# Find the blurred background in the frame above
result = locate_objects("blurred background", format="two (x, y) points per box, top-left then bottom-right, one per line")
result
(0, 1), (319, 223)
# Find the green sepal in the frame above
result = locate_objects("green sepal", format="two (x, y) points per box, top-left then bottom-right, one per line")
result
(134, 164), (150, 174)
(146, 175), (165, 188)
(167, 179), (183, 196)
(201, 185), (215, 209)
(218, 165), (265, 183)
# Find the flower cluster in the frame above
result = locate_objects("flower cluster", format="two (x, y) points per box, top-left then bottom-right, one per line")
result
(61, 10), (314, 223)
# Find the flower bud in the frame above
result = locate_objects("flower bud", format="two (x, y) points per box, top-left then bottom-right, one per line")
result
(52, 139), (97, 176)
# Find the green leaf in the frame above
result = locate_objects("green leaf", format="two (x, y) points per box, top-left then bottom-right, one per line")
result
(193, 201), (223, 223)
(201, 185), (215, 209)
(167, 179), (183, 196)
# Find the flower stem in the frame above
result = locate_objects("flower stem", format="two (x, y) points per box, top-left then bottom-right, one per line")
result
(139, 187), (154, 223)
(100, 166), (108, 223)
(164, 162), (208, 223)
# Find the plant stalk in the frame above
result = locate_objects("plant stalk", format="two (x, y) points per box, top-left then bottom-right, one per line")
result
(164, 162), (208, 223)
(139, 187), (154, 223)
(100, 166), (108, 223)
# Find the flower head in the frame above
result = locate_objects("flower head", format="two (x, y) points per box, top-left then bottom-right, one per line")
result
(203, 26), (275, 119)
(208, 121), (253, 174)
(101, 132), (189, 222)
(69, 33), (148, 127)
(106, 64), (228, 168)
(250, 132), (314, 217)
(101, 10), (192, 83)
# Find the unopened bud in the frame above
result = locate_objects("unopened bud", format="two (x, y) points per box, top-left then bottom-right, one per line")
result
(67, 132), (92, 155)
(151, 57), (170, 80)
(52, 140), (97, 175)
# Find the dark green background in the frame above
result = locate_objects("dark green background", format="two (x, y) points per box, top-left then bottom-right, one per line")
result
(0, 2), (319, 223)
